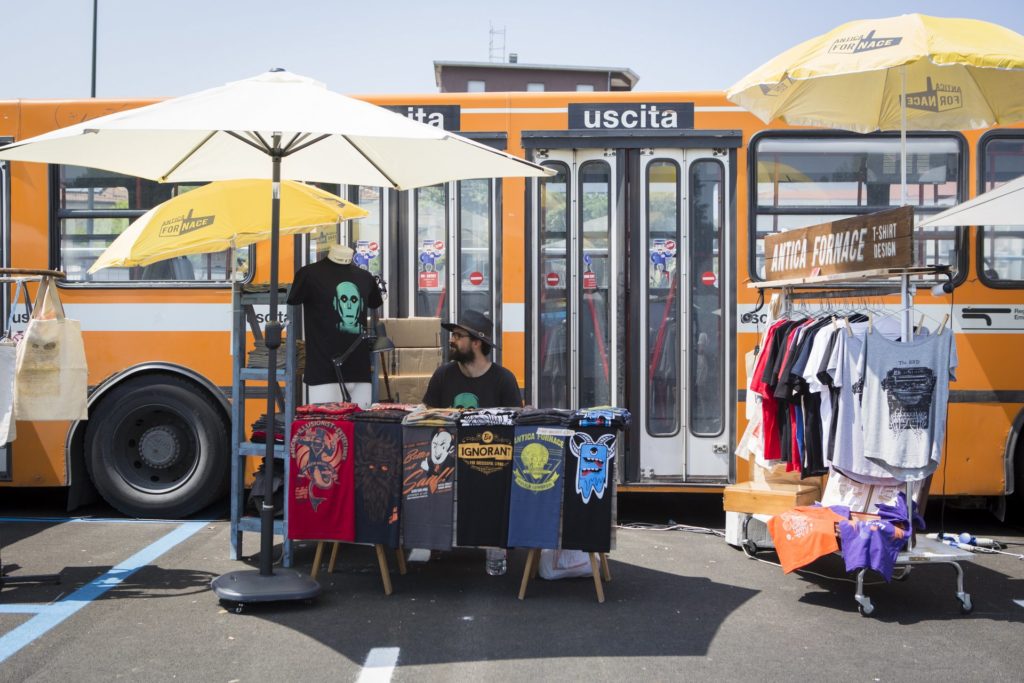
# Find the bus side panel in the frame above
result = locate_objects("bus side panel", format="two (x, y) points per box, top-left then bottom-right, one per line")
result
(0, 422), (68, 487)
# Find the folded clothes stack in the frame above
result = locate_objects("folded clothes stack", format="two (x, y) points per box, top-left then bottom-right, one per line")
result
(459, 407), (521, 426)
(515, 407), (577, 426)
(250, 413), (285, 444)
(247, 338), (306, 373)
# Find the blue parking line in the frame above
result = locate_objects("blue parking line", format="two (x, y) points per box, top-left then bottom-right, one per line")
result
(0, 521), (206, 665)
(0, 516), (218, 525)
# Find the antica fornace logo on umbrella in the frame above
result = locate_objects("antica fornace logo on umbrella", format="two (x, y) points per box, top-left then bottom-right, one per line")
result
(903, 77), (963, 113)
(828, 29), (902, 54)
(158, 208), (215, 236)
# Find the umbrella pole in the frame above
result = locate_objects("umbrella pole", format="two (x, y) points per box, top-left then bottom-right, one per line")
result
(259, 141), (283, 577)
(211, 132), (320, 608)
(900, 65), (908, 207)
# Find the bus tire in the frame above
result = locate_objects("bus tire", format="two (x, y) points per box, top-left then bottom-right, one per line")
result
(84, 374), (228, 518)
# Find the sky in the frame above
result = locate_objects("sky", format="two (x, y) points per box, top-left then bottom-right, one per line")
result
(4, 0), (1024, 99)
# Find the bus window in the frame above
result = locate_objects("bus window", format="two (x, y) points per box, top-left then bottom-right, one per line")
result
(689, 160), (724, 437)
(538, 162), (569, 409)
(979, 134), (1024, 286)
(750, 135), (964, 279)
(458, 178), (494, 320)
(55, 165), (245, 284)
(646, 160), (681, 436)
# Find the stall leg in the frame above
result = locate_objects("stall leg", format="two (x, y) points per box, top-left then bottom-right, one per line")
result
(374, 544), (393, 596)
(310, 542), (325, 581)
(600, 553), (611, 582)
(328, 542), (340, 573)
(395, 548), (407, 575)
(590, 553), (605, 604)
(518, 549), (539, 600)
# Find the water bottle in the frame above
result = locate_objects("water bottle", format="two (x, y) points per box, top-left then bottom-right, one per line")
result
(485, 547), (507, 576)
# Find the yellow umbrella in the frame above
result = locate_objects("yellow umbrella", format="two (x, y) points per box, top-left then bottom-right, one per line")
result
(727, 13), (1024, 203)
(88, 179), (368, 273)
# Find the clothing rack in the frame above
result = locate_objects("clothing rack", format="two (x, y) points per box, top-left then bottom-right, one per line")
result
(750, 265), (973, 616)
(0, 269), (66, 591)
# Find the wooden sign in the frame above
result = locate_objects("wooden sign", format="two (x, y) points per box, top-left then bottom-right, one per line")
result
(763, 206), (913, 281)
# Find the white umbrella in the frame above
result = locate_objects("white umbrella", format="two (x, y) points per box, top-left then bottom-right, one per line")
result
(918, 175), (1024, 227)
(0, 68), (552, 606)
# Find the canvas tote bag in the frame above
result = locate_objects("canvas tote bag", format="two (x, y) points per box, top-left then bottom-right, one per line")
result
(14, 277), (88, 420)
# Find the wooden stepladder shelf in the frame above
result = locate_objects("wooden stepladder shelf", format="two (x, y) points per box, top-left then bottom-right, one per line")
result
(517, 549), (612, 603)
(309, 541), (407, 595)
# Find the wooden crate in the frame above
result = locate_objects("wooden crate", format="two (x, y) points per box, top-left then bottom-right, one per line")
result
(723, 481), (820, 516)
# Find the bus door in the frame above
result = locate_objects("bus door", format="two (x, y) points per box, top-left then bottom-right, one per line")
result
(527, 134), (737, 485)
(636, 150), (732, 482)
(531, 148), (623, 411)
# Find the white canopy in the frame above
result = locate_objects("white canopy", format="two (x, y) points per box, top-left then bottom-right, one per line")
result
(0, 69), (551, 189)
(918, 174), (1024, 227)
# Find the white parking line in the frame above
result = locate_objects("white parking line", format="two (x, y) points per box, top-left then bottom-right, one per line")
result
(0, 521), (205, 664)
(357, 647), (400, 683)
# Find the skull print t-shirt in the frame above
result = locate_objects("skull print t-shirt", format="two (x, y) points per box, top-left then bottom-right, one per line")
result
(855, 327), (957, 481)
(288, 260), (384, 384)
(422, 361), (523, 409)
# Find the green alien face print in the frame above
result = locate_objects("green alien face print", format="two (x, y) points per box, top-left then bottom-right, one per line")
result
(333, 281), (363, 333)
(452, 392), (479, 409)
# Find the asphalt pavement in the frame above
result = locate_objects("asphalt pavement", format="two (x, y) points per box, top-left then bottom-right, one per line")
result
(1, 491), (1023, 682)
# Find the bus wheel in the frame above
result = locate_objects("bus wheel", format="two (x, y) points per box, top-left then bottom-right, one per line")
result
(85, 374), (228, 518)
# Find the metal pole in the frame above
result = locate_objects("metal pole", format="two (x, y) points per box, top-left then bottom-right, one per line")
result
(901, 271), (914, 552)
(259, 133), (283, 577)
(900, 66), (907, 207)
(91, 0), (98, 98)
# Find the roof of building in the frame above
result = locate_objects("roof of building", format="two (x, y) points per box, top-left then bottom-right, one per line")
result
(433, 61), (640, 89)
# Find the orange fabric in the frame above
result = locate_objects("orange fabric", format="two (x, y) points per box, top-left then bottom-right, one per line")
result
(768, 506), (845, 574)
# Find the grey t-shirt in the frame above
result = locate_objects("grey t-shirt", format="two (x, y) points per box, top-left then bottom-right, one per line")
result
(856, 327), (957, 481)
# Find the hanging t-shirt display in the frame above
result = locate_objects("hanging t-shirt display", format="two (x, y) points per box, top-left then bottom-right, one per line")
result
(455, 424), (514, 547)
(507, 425), (567, 549)
(401, 424), (456, 550)
(856, 327), (957, 481)
(560, 426), (616, 553)
(287, 259), (384, 385)
(288, 413), (357, 542)
(350, 410), (408, 548)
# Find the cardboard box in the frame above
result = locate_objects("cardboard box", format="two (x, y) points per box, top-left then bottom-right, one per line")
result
(383, 318), (441, 348)
(383, 374), (432, 404)
(723, 481), (821, 516)
(380, 347), (443, 377)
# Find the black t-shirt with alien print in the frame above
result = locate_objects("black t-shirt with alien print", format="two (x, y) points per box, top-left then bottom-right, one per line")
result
(288, 259), (383, 384)
(422, 361), (522, 409)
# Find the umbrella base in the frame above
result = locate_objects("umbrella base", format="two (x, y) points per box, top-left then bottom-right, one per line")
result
(211, 569), (320, 607)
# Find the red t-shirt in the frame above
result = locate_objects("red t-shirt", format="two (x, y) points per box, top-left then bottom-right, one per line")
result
(288, 416), (357, 542)
(750, 320), (789, 461)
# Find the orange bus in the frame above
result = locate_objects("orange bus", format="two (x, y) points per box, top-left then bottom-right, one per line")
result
(0, 91), (1021, 519)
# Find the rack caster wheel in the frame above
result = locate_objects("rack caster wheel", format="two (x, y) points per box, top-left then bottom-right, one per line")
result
(233, 602), (245, 614)
(856, 597), (875, 617)
(958, 594), (972, 614)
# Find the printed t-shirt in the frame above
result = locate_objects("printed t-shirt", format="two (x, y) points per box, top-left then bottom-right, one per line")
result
(401, 424), (457, 550)
(561, 426), (616, 552)
(767, 505), (846, 573)
(287, 259), (383, 384)
(507, 425), (567, 549)
(422, 361), (522, 409)
(856, 327), (958, 481)
(288, 414), (357, 542)
(350, 410), (407, 547)
(455, 424), (514, 547)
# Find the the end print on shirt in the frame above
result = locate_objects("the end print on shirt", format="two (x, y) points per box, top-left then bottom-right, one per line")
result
(513, 433), (563, 492)
(403, 428), (455, 500)
(571, 431), (615, 504)
(293, 420), (349, 511)
(881, 362), (937, 431)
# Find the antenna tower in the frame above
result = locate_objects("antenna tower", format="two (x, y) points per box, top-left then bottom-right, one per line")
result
(489, 23), (506, 63)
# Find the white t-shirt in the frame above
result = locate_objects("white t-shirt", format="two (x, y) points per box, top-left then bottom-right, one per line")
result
(855, 327), (958, 482)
